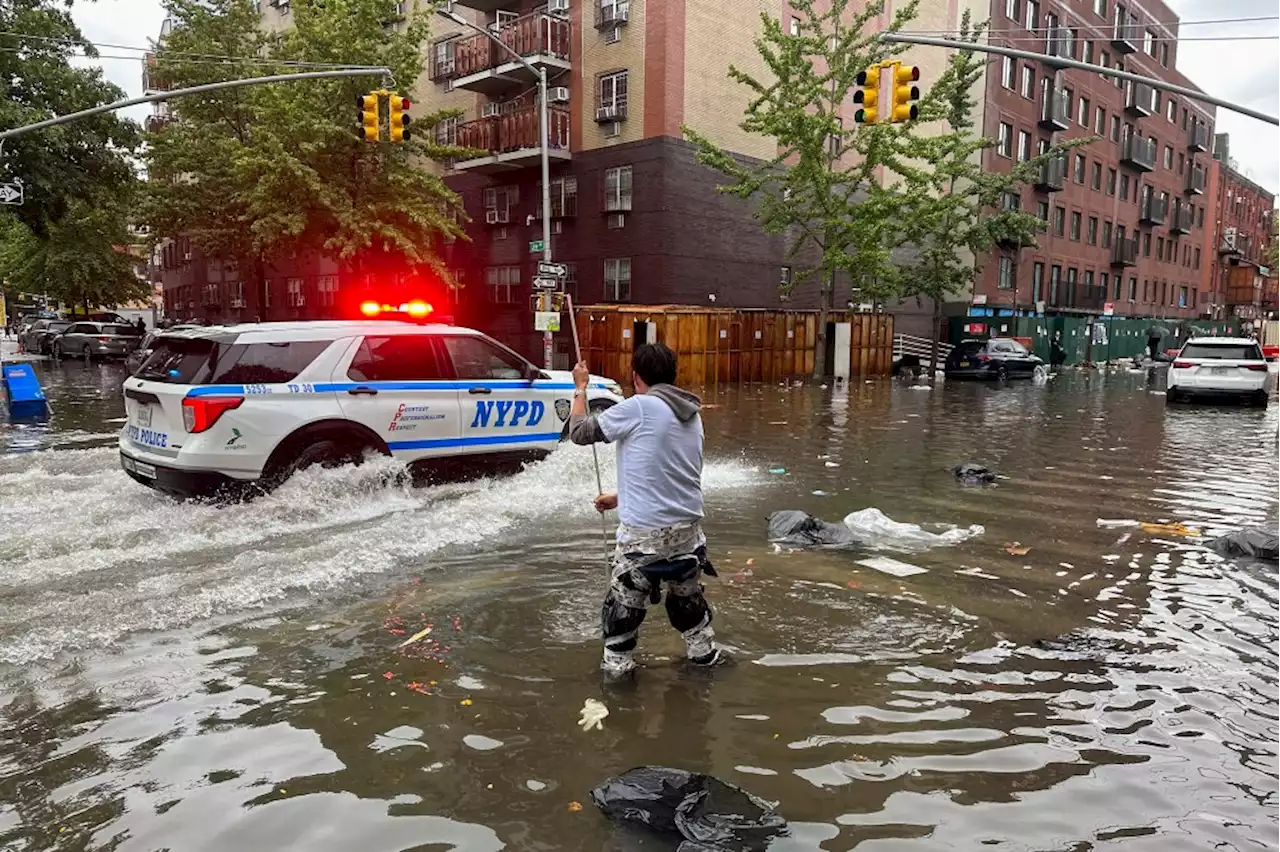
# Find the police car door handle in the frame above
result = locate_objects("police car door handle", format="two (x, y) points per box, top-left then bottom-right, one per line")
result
(348, 386), (378, 396)
(468, 387), (491, 395)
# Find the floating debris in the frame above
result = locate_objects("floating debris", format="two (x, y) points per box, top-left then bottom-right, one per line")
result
(579, 698), (609, 732)
(1004, 542), (1031, 556)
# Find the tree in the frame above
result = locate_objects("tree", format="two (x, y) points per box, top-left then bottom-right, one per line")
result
(0, 0), (143, 309)
(890, 12), (1092, 379)
(141, 0), (469, 312)
(683, 0), (919, 378)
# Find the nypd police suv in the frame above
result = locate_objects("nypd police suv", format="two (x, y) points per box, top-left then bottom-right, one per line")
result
(118, 317), (624, 498)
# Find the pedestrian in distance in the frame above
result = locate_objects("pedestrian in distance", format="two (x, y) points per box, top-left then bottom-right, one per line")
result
(569, 343), (726, 678)
(1145, 323), (1168, 361)
(1049, 332), (1066, 372)
(135, 317), (146, 334)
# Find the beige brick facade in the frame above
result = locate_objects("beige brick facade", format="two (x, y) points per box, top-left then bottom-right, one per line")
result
(578, 1), (647, 150)
(682, 0), (776, 161)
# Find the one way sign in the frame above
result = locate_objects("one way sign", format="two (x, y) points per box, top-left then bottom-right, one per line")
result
(0, 181), (23, 205)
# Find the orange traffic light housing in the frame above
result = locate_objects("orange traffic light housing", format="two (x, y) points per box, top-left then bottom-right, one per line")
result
(388, 94), (412, 143)
(890, 64), (921, 123)
(358, 92), (380, 142)
(854, 68), (879, 125)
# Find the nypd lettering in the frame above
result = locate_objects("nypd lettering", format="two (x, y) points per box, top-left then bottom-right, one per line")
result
(470, 399), (545, 429)
(390, 403), (445, 432)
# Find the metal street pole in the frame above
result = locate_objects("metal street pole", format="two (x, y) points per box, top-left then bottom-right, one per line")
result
(0, 67), (392, 142)
(439, 9), (556, 369)
(877, 32), (1279, 126)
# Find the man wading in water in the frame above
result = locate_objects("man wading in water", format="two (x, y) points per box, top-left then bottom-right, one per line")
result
(570, 343), (726, 677)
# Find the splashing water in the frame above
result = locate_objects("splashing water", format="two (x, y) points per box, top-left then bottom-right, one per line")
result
(0, 445), (761, 664)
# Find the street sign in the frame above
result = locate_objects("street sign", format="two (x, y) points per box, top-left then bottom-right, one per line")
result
(528, 240), (545, 253)
(534, 311), (561, 332)
(532, 277), (558, 290)
(1103, 302), (1114, 316)
(537, 261), (567, 277)
(0, 180), (23, 205)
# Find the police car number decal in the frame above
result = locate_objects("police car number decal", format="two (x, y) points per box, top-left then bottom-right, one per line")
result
(244, 384), (272, 395)
(470, 400), (545, 429)
(126, 424), (168, 449)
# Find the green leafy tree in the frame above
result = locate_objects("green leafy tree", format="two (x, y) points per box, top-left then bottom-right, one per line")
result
(141, 0), (469, 311)
(890, 12), (1092, 378)
(0, 0), (142, 309)
(683, 0), (919, 378)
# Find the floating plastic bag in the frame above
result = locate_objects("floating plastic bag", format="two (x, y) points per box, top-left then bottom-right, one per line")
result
(842, 508), (983, 552)
(1208, 528), (1279, 562)
(579, 698), (609, 732)
(766, 510), (860, 549)
(590, 766), (787, 851)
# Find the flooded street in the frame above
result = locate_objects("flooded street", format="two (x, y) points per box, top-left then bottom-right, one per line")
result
(1, 358), (1277, 851)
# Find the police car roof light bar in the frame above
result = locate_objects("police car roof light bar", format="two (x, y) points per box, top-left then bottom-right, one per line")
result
(359, 300), (434, 320)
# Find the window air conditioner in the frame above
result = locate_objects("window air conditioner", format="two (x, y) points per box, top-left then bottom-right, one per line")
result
(606, 213), (625, 229)
(595, 104), (617, 122)
(548, 0), (569, 13)
(481, 103), (502, 118)
(548, 86), (570, 104)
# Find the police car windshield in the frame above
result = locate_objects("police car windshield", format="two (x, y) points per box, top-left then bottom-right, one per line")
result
(135, 336), (331, 385)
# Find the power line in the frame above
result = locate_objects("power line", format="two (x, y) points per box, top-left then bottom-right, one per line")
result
(896, 30), (1277, 43)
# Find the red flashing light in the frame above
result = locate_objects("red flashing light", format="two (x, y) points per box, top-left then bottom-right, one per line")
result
(360, 300), (381, 317)
(182, 396), (244, 433)
(405, 300), (432, 318)
(357, 299), (434, 320)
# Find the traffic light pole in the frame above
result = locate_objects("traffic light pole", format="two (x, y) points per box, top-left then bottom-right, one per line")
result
(438, 9), (557, 369)
(877, 32), (1278, 126)
(0, 67), (393, 142)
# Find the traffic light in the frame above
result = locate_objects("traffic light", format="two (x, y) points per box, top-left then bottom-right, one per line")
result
(388, 94), (412, 143)
(853, 67), (879, 125)
(358, 92), (380, 142)
(890, 64), (920, 123)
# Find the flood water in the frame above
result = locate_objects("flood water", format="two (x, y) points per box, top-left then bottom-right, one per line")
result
(1, 358), (1277, 851)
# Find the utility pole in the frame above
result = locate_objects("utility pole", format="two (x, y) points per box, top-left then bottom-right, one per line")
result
(877, 33), (1279, 126)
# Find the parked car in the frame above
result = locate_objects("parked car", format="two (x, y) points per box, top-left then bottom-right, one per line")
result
(1166, 337), (1270, 407)
(126, 325), (201, 374)
(18, 319), (72, 355)
(52, 322), (142, 361)
(944, 338), (1044, 380)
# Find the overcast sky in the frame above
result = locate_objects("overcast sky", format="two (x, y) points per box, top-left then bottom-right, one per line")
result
(69, 0), (1278, 194)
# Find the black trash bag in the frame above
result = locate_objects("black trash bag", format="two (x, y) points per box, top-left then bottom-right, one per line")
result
(591, 766), (787, 852)
(951, 463), (996, 484)
(766, 510), (860, 548)
(1208, 528), (1279, 562)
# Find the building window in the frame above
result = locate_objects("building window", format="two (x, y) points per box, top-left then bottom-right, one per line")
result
(1177, 152), (1185, 174)
(1182, 107), (1189, 129)
(1063, 86), (1073, 116)
(1128, 277), (1137, 301)
(1156, 236), (1165, 261)
(1142, 231), (1152, 257)
(286, 277), (304, 307)
(1025, 0), (1038, 30)
(1005, 0), (1017, 20)
(1099, 49), (1110, 80)
(998, 254), (1015, 289)
(1074, 154), (1086, 184)
(1197, 206), (1204, 227)
(789, 16), (800, 35)
(1017, 129), (1031, 162)
(1194, 247), (1201, 268)
(435, 115), (458, 145)
(1160, 42), (1170, 67)
(1020, 65), (1034, 99)
(603, 258), (631, 301)
(1163, 145), (1173, 169)
(1093, 0), (1106, 17)
(1090, 161), (1102, 190)
(1032, 262), (1044, 302)
(1119, 174), (1130, 201)
(598, 70), (629, 120)
(604, 165), (633, 211)
(1087, 216), (1098, 244)
(538, 176), (579, 218)
(1094, 106), (1105, 135)
(1066, 29), (1078, 59)
(1066, 267), (1077, 305)
(1001, 56), (1015, 89)
(1109, 115), (1120, 142)
(485, 265), (520, 303)
(1078, 96), (1089, 127)
(317, 275), (337, 308)
(1070, 211), (1081, 241)
(1053, 205), (1065, 236)
(1102, 220), (1113, 248)
(1143, 29), (1154, 54)
(1106, 168), (1117, 196)
(1049, 265), (1061, 303)
(1166, 98), (1176, 123)
(997, 122), (1012, 157)
(1037, 200), (1050, 221)
(1081, 40), (1093, 64)
(1002, 190), (1020, 211)
(483, 185), (518, 223)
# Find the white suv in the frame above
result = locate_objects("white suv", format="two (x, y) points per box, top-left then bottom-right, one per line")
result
(119, 320), (624, 498)
(1167, 337), (1270, 408)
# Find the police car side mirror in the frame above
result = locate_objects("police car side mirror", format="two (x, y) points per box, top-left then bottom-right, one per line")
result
(522, 362), (542, 383)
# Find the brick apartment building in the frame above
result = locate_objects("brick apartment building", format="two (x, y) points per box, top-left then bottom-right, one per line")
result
(970, 0), (1217, 322)
(1204, 134), (1276, 321)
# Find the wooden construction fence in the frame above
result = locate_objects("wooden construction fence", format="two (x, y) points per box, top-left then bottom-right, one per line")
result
(573, 305), (894, 388)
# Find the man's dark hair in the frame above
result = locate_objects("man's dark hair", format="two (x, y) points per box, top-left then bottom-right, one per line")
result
(632, 342), (678, 386)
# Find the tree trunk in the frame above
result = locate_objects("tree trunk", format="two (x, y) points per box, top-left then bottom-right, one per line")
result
(928, 295), (943, 386)
(812, 265), (834, 380)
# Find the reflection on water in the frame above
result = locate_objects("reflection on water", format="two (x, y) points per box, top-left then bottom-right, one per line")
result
(0, 369), (1276, 851)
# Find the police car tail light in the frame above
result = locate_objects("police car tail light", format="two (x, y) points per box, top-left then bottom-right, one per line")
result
(182, 396), (244, 433)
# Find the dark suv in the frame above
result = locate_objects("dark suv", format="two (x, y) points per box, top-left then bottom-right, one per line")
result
(945, 338), (1044, 380)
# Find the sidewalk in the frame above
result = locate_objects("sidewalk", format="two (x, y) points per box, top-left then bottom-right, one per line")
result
(0, 339), (46, 363)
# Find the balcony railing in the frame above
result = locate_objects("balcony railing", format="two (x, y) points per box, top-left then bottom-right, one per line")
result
(1034, 153), (1066, 192)
(1170, 202), (1193, 234)
(1111, 236), (1139, 267)
(454, 105), (571, 170)
(1186, 164), (1206, 195)
(1111, 16), (1139, 54)
(1188, 123), (1209, 152)
(1139, 195), (1167, 226)
(449, 13), (570, 82)
(1120, 134), (1156, 171)
(1219, 233), (1247, 255)
(142, 53), (170, 94)
(1039, 86), (1070, 130)
(1124, 82), (1155, 117)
